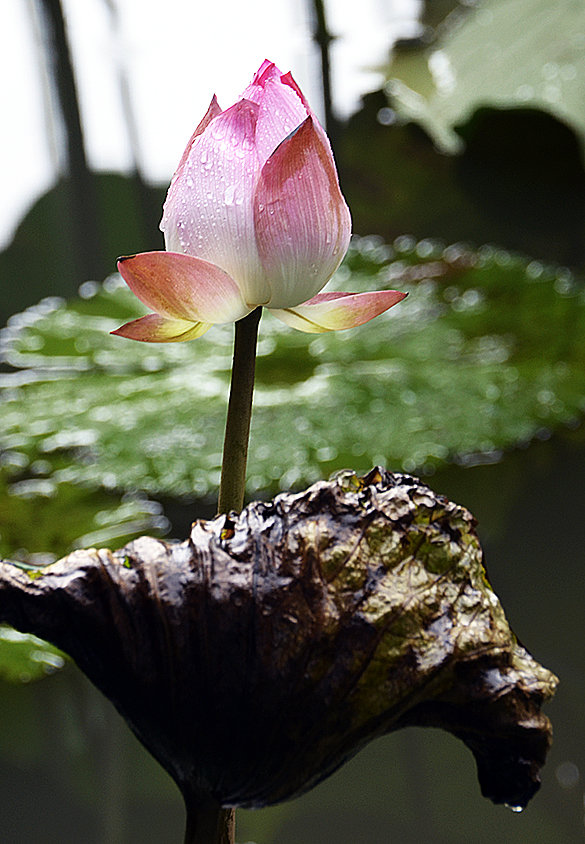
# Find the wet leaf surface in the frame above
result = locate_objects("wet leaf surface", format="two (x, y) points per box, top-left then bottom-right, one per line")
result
(1, 238), (584, 498)
(0, 469), (557, 810)
(0, 472), (168, 682)
(0, 625), (66, 683)
(0, 470), (167, 565)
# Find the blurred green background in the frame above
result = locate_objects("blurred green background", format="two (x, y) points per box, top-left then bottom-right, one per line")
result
(0, 0), (584, 841)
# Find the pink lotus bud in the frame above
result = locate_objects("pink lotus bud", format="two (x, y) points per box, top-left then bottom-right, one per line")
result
(113, 61), (406, 342)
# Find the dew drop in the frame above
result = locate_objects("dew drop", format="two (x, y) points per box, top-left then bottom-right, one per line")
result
(560, 63), (577, 82)
(526, 260), (544, 280)
(394, 234), (416, 254)
(377, 106), (396, 126)
(224, 185), (236, 206)
(542, 61), (559, 80)
(79, 280), (99, 299)
(543, 84), (561, 103)
(504, 804), (524, 814)
(416, 239), (435, 259)
(515, 84), (534, 101)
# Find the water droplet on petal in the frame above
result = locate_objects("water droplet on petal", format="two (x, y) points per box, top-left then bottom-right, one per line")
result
(542, 62), (559, 80)
(377, 106), (396, 126)
(560, 63), (577, 82)
(515, 84), (533, 102)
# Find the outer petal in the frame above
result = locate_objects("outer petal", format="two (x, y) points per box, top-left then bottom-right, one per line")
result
(117, 252), (251, 324)
(280, 70), (336, 159)
(111, 314), (211, 343)
(254, 117), (352, 309)
(169, 96), (223, 191)
(240, 60), (282, 102)
(160, 100), (271, 306)
(269, 290), (407, 333)
(241, 62), (312, 166)
(253, 75), (309, 168)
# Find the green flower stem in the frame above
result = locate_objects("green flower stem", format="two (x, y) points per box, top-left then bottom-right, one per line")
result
(183, 799), (235, 844)
(217, 307), (262, 515)
(212, 310), (261, 842)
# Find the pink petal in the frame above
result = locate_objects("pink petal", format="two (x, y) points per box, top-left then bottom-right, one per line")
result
(241, 63), (313, 167)
(254, 117), (352, 309)
(240, 60), (282, 102)
(160, 100), (271, 307)
(111, 314), (211, 343)
(253, 75), (309, 168)
(280, 70), (337, 160)
(279, 71), (308, 108)
(171, 96), (223, 185)
(269, 290), (407, 333)
(117, 252), (251, 323)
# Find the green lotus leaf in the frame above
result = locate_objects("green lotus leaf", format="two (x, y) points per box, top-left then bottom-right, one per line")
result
(0, 625), (66, 683)
(1, 238), (583, 499)
(385, 0), (585, 154)
(0, 471), (167, 682)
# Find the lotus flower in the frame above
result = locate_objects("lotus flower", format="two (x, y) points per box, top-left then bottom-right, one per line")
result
(112, 60), (406, 342)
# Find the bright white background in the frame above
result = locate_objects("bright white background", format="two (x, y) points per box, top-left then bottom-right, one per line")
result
(0, 0), (421, 248)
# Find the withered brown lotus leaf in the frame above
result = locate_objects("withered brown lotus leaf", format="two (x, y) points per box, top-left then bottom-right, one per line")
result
(0, 468), (557, 811)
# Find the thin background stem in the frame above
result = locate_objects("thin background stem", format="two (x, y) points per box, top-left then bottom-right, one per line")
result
(310, 0), (338, 146)
(35, 0), (102, 282)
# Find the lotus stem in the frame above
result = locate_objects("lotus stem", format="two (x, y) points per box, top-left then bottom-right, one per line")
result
(217, 307), (261, 515)
(214, 306), (261, 840)
(184, 799), (235, 844)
